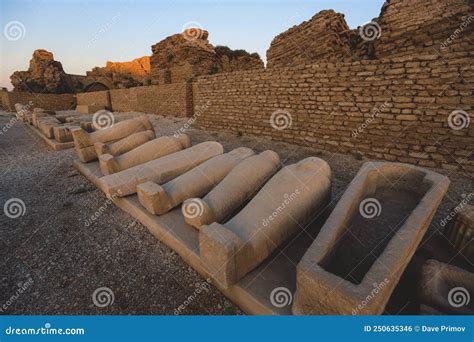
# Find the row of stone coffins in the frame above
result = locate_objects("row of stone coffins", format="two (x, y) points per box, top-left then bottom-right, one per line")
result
(68, 116), (473, 315)
(14, 103), (96, 144)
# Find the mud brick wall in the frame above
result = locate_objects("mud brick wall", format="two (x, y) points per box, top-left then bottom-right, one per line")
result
(193, 53), (474, 174)
(76, 90), (111, 108)
(1, 91), (76, 111)
(267, 10), (352, 68)
(371, 0), (473, 59)
(110, 83), (192, 117)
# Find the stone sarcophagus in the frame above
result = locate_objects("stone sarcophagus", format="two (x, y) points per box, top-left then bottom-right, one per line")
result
(183, 150), (281, 229)
(99, 141), (224, 197)
(71, 116), (153, 162)
(98, 134), (191, 175)
(137, 147), (255, 215)
(94, 130), (156, 157)
(292, 162), (450, 315)
(199, 157), (332, 289)
(418, 259), (473, 315)
(445, 204), (474, 264)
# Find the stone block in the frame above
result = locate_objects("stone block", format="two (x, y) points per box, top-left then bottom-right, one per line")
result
(71, 117), (153, 149)
(94, 130), (156, 157)
(76, 104), (105, 114)
(137, 147), (255, 215)
(183, 150), (280, 229)
(99, 141), (224, 197)
(200, 157), (331, 288)
(98, 134), (191, 175)
(418, 260), (473, 315)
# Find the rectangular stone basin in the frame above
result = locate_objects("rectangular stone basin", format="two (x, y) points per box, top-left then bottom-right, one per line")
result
(292, 162), (450, 315)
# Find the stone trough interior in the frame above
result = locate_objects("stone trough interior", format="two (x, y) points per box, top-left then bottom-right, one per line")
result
(320, 169), (430, 285)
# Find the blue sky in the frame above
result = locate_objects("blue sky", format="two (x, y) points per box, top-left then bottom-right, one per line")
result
(0, 0), (385, 89)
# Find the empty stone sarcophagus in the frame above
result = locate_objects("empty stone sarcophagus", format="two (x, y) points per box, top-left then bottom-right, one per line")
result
(71, 116), (153, 149)
(38, 117), (61, 138)
(418, 259), (474, 315)
(100, 141), (224, 197)
(137, 147), (255, 215)
(200, 157), (331, 289)
(99, 134), (191, 175)
(183, 150), (281, 229)
(94, 130), (156, 157)
(292, 162), (450, 315)
(445, 204), (474, 264)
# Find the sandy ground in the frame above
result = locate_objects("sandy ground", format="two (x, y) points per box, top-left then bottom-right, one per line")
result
(0, 110), (472, 315)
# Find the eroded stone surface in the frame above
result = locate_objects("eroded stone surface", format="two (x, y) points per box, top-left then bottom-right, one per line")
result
(137, 147), (255, 215)
(292, 162), (450, 315)
(94, 130), (156, 157)
(183, 150), (280, 229)
(99, 141), (224, 197)
(445, 204), (474, 264)
(419, 259), (474, 315)
(200, 157), (331, 288)
(99, 134), (191, 175)
(71, 117), (152, 149)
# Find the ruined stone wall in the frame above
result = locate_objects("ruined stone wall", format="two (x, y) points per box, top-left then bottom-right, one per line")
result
(193, 52), (473, 174)
(371, 0), (473, 59)
(76, 90), (111, 108)
(266, 10), (353, 68)
(1, 91), (76, 111)
(109, 83), (191, 117)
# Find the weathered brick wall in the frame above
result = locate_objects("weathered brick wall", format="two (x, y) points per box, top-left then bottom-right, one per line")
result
(266, 10), (353, 68)
(110, 83), (191, 117)
(76, 90), (111, 108)
(193, 53), (473, 173)
(1, 91), (76, 111)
